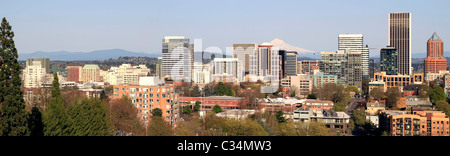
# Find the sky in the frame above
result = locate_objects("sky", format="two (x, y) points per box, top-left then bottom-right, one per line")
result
(2, 0), (450, 57)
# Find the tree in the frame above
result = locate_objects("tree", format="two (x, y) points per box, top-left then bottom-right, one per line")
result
(70, 98), (112, 136)
(307, 93), (317, 99)
(436, 100), (450, 116)
(183, 106), (192, 114)
(110, 97), (145, 136)
(223, 119), (268, 136)
(0, 17), (29, 136)
(213, 105), (223, 113)
(346, 85), (360, 94)
(275, 111), (287, 123)
(147, 116), (173, 136)
(430, 86), (446, 104)
(369, 88), (385, 100)
(43, 73), (72, 136)
(152, 108), (163, 117)
(27, 106), (44, 136)
(386, 87), (401, 109)
(194, 101), (201, 111)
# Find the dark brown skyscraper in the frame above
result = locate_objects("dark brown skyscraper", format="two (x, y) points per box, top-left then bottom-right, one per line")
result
(389, 13), (411, 76)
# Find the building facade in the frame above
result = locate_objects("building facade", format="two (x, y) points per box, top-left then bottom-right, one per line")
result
(338, 34), (369, 78)
(380, 110), (449, 136)
(66, 66), (82, 83)
(424, 32), (447, 77)
(320, 50), (362, 88)
(285, 51), (298, 76)
(389, 13), (412, 76)
(23, 60), (46, 88)
(111, 78), (179, 127)
(82, 64), (101, 83)
(179, 96), (247, 111)
(161, 36), (194, 81)
(380, 46), (398, 75)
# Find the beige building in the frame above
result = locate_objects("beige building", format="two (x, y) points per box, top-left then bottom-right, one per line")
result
(82, 64), (101, 83)
(23, 60), (46, 88)
(366, 100), (386, 115)
(106, 64), (150, 85)
(281, 75), (313, 98)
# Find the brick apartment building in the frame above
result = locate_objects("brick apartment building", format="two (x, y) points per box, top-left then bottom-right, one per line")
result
(111, 78), (180, 127)
(379, 110), (449, 136)
(179, 96), (248, 111)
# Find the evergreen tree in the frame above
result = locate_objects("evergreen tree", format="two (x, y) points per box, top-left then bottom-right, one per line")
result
(213, 105), (223, 113)
(28, 106), (44, 136)
(194, 101), (201, 111)
(43, 73), (72, 136)
(152, 108), (163, 117)
(0, 17), (29, 136)
(70, 98), (112, 136)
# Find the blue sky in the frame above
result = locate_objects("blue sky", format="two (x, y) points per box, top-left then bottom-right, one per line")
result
(2, 0), (450, 57)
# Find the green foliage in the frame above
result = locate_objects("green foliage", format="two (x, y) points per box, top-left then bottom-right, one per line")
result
(333, 102), (347, 112)
(70, 98), (112, 136)
(223, 119), (268, 136)
(436, 100), (450, 116)
(43, 73), (72, 136)
(275, 111), (287, 123)
(183, 106), (192, 114)
(147, 116), (173, 136)
(430, 86), (446, 104)
(213, 105), (223, 113)
(27, 106), (44, 136)
(216, 82), (232, 96)
(346, 86), (360, 94)
(152, 108), (163, 117)
(0, 17), (29, 136)
(194, 101), (201, 111)
(307, 93), (317, 99)
(386, 87), (401, 108)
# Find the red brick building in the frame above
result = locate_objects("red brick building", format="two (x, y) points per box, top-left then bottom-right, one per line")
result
(424, 32), (447, 77)
(66, 66), (82, 83)
(179, 96), (248, 111)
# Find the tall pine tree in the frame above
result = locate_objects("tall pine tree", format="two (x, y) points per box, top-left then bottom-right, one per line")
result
(0, 17), (29, 136)
(43, 73), (72, 136)
(70, 98), (112, 136)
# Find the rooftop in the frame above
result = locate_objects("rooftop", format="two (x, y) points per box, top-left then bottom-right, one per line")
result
(429, 32), (442, 41)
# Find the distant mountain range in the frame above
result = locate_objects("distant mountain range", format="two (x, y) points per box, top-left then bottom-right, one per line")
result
(19, 49), (160, 61)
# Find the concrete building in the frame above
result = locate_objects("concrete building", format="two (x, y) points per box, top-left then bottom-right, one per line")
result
(424, 32), (447, 77)
(82, 64), (101, 83)
(23, 60), (46, 88)
(297, 60), (320, 75)
(281, 75), (313, 98)
(320, 50), (362, 88)
(365, 100), (386, 115)
(285, 51), (298, 76)
(161, 36), (194, 81)
(27, 58), (50, 74)
(233, 43), (258, 75)
(389, 13), (412, 76)
(379, 110), (449, 136)
(106, 64), (150, 85)
(211, 58), (242, 83)
(380, 46), (398, 75)
(338, 34), (369, 78)
(373, 72), (423, 91)
(293, 108), (351, 134)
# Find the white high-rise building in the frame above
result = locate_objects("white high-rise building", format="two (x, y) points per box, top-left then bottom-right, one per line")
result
(211, 58), (242, 83)
(338, 34), (369, 79)
(161, 36), (194, 82)
(23, 60), (46, 88)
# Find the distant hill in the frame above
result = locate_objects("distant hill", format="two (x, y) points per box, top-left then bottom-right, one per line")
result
(19, 49), (160, 61)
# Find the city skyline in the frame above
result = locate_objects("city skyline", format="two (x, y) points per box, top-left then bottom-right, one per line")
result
(2, 0), (450, 57)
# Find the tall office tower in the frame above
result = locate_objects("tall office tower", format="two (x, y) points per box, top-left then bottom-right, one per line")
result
(257, 42), (280, 82)
(285, 51), (298, 76)
(211, 58), (242, 83)
(66, 66), (83, 83)
(380, 46), (399, 75)
(161, 36), (194, 81)
(389, 13), (412, 76)
(27, 58), (50, 74)
(338, 34), (369, 78)
(23, 60), (46, 88)
(233, 43), (258, 75)
(320, 50), (362, 88)
(424, 32), (447, 77)
(82, 64), (100, 83)
(156, 57), (162, 79)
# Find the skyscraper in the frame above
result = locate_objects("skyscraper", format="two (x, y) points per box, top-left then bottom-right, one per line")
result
(285, 51), (298, 76)
(23, 60), (46, 88)
(424, 32), (447, 77)
(320, 50), (362, 88)
(389, 13), (412, 76)
(380, 46), (399, 75)
(161, 36), (194, 81)
(338, 34), (369, 79)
